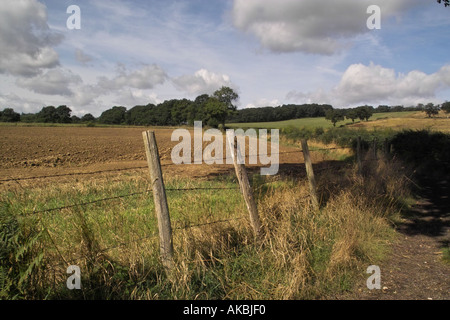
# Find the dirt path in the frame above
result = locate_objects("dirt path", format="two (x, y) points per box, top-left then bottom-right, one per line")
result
(341, 177), (450, 300)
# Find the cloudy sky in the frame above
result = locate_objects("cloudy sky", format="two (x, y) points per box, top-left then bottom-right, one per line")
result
(1, 0), (449, 117)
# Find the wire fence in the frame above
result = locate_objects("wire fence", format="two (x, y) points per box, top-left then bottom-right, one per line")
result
(12, 144), (353, 220)
(7, 140), (363, 272)
(1, 146), (350, 183)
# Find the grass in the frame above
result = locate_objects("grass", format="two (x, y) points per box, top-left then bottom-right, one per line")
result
(227, 112), (418, 130)
(228, 111), (450, 134)
(0, 150), (411, 299)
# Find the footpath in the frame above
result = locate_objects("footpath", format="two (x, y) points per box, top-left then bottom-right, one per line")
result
(340, 176), (450, 300)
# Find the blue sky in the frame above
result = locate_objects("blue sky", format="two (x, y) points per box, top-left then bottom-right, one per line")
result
(1, 0), (449, 117)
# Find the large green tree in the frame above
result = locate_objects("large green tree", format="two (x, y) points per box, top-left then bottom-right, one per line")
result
(0, 108), (20, 122)
(81, 113), (96, 122)
(325, 109), (345, 127)
(423, 103), (440, 118)
(36, 106), (57, 123)
(345, 109), (358, 123)
(355, 106), (374, 121)
(55, 105), (72, 123)
(98, 106), (126, 124)
(441, 101), (450, 116)
(212, 86), (239, 127)
(204, 97), (230, 128)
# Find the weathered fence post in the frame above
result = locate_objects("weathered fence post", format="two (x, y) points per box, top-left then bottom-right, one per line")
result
(226, 132), (263, 239)
(357, 136), (362, 175)
(142, 131), (174, 270)
(301, 139), (319, 210)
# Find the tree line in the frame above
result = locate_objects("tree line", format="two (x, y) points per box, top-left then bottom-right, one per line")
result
(2, 87), (238, 128)
(1, 88), (449, 127)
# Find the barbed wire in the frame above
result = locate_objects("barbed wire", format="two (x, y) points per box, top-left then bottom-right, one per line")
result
(0, 166), (148, 183)
(19, 190), (151, 216)
(18, 185), (241, 217)
(8, 140), (379, 273)
(1, 146), (351, 183)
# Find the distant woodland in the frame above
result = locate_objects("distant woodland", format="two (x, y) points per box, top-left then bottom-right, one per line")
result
(1, 86), (446, 128)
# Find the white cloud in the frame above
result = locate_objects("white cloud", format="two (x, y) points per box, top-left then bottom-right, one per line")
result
(114, 89), (163, 107)
(288, 62), (450, 107)
(69, 64), (168, 108)
(97, 64), (167, 91)
(244, 98), (280, 109)
(172, 69), (235, 96)
(71, 84), (102, 106)
(16, 68), (81, 96)
(232, 0), (422, 54)
(0, 0), (62, 76)
(0, 92), (44, 113)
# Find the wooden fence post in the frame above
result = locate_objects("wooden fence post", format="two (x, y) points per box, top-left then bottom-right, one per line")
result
(357, 136), (362, 175)
(227, 133), (263, 239)
(301, 139), (319, 210)
(142, 131), (174, 270)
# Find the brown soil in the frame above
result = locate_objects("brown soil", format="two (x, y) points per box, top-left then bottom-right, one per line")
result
(0, 126), (319, 189)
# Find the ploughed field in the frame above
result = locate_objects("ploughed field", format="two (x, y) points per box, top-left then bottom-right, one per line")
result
(1, 126), (336, 189)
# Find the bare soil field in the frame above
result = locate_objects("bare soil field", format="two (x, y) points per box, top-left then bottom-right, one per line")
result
(1, 126), (342, 189)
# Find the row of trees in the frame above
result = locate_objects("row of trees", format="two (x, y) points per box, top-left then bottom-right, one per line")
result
(97, 87), (238, 128)
(325, 106), (374, 127)
(14, 106), (95, 124)
(2, 87), (238, 128)
(2, 95), (449, 127)
(422, 102), (450, 118)
(324, 103), (450, 126)
(226, 104), (334, 123)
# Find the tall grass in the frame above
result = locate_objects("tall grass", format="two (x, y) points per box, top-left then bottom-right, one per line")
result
(0, 154), (411, 299)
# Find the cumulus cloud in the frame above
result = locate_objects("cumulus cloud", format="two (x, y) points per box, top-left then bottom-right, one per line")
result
(16, 68), (82, 96)
(114, 89), (163, 107)
(0, 92), (45, 113)
(71, 84), (102, 106)
(69, 64), (168, 107)
(287, 63), (450, 107)
(244, 98), (280, 109)
(97, 64), (167, 91)
(0, 0), (63, 76)
(172, 69), (235, 96)
(232, 0), (422, 54)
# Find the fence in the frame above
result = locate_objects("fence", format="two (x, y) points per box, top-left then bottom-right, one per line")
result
(2, 132), (388, 274)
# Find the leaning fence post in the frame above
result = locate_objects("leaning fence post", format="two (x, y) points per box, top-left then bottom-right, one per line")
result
(357, 136), (362, 175)
(142, 131), (174, 270)
(301, 139), (319, 210)
(226, 132), (263, 240)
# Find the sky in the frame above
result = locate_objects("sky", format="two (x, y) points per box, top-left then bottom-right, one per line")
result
(0, 0), (449, 117)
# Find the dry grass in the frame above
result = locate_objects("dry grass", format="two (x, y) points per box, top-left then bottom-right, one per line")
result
(1, 151), (412, 299)
(348, 111), (450, 132)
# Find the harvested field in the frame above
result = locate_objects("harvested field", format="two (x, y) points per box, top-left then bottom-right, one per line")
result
(0, 125), (349, 189)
